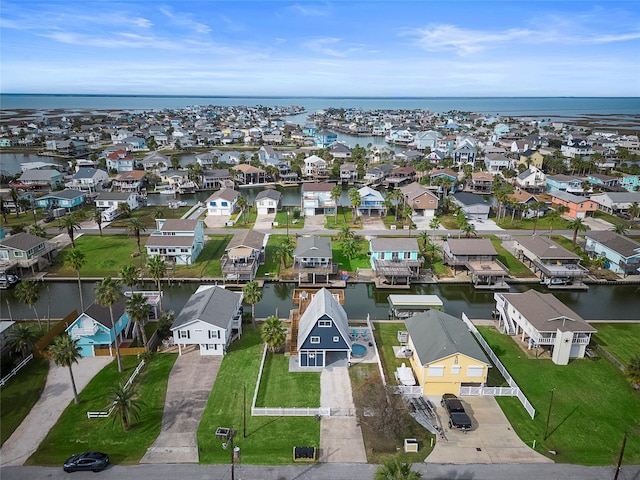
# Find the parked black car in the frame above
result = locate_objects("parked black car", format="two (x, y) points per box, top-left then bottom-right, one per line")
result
(441, 393), (472, 431)
(63, 451), (109, 473)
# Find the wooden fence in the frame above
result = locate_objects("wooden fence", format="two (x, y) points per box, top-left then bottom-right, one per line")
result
(33, 310), (78, 358)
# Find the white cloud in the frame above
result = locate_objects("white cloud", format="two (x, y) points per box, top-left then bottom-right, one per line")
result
(289, 3), (330, 17)
(158, 6), (211, 34)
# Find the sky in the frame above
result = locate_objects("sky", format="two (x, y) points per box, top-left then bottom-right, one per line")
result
(1, 1), (639, 97)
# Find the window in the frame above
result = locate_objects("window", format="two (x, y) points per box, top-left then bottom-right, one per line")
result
(319, 320), (332, 327)
(427, 366), (444, 377)
(333, 336), (339, 342)
(208, 330), (220, 339)
(179, 330), (190, 339)
(310, 336), (320, 344)
(14, 251), (23, 257)
(451, 366), (461, 374)
(221, 201), (228, 206)
(467, 366), (484, 377)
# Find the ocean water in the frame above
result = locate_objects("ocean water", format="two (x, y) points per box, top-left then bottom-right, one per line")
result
(2, 94), (640, 117)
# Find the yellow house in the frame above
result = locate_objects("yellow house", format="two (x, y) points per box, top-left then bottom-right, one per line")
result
(518, 150), (545, 169)
(405, 311), (490, 396)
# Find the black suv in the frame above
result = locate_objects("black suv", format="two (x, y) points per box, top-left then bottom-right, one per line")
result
(440, 393), (472, 431)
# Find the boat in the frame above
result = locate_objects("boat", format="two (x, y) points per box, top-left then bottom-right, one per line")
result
(0, 272), (20, 290)
(395, 363), (416, 386)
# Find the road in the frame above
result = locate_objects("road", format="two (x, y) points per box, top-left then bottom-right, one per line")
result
(2, 462), (639, 480)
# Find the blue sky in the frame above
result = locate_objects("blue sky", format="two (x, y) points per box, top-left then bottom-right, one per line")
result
(1, 1), (639, 96)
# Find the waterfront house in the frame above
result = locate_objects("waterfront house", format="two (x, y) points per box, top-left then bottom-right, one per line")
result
(494, 290), (596, 365)
(221, 230), (265, 282)
(549, 191), (597, 219)
(587, 173), (620, 190)
(451, 192), (490, 220)
(16, 169), (63, 190)
(442, 238), (508, 287)
(0, 189), (34, 214)
(140, 151), (169, 172)
(112, 170), (146, 192)
(0, 321), (16, 356)
(330, 142), (352, 159)
(35, 189), (86, 212)
(590, 192), (640, 215)
(400, 182), (439, 217)
(66, 297), (131, 357)
(0, 232), (55, 274)
(301, 183), (336, 217)
(584, 231), (640, 276)
(504, 190), (546, 219)
(296, 288), (352, 368)
(621, 174), (640, 192)
(369, 237), (422, 286)
(470, 172), (494, 194)
(404, 311), (490, 396)
(314, 129), (337, 148)
(170, 285), (243, 356)
(339, 163), (358, 182)
(293, 235), (337, 285)
(513, 235), (588, 286)
(561, 137), (593, 158)
(429, 169), (458, 194)
(364, 164), (394, 183)
(384, 167), (416, 187)
(106, 149), (135, 172)
(515, 166), (546, 192)
(357, 186), (386, 216)
(145, 218), (205, 265)
(202, 169), (233, 190)
(65, 167), (109, 193)
(234, 163), (267, 185)
(546, 174), (584, 194)
(453, 144), (477, 168)
(255, 189), (282, 215)
(304, 155), (329, 179)
(205, 188), (239, 216)
(95, 192), (139, 221)
(414, 130), (440, 150)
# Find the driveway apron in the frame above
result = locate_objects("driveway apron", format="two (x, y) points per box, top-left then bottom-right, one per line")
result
(140, 350), (221, 464)
(319, 366), (367, 463)
(0, 356), (113, 466)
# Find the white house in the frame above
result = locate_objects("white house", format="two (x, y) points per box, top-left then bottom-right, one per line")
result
(170, 285), (243, 356)
(515, 166), (546, 192)
(451, 192), (490, 220)
(255, 189), (282, 215)
(145, 219), (205, 265)
(65, 167), (109, 193)
(205, 188), (239, 216)
(95, 192), (139, 221)
(304, 155), (329, 179)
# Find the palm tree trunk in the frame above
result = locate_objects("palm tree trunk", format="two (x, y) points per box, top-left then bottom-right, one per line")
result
(156, 279), (163, 312)
(110, 306), (123, 372)
(68, 365), (80, 404)
(77, 271), (84, 312)
(141, 319), (148, 349)
(33, 306), (42, 331)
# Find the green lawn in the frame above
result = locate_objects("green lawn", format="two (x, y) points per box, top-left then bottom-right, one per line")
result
(272, 210), (305, 230)
(256, 234), (292, 278)
(107, 206), (191, 229)
(496, 214), (573, 232)
(324, 207), (362, 230)
(171, 234), (232, 278)
(489, 236), (533, 277)
(27, 353), (177, 466)
(1, 358), (49, 446)
(373, 322), (408, 381)
(332, 238), (371, 272)
(255, 352), (320, 407)
(593, 323), (640, 365)
(197, 327), (320, 465)
(228, 207), (257, 228)
(479, 327), (640, 465)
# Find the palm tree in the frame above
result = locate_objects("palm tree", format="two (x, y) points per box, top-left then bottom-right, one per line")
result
(390, 188), (404, 222)
(530, 201), (545, 234)
(110, 382), (143, 431)
(375, 459), (422, 480)
(126, 217), (146, 254)
(152, 207), (164, 221)
(348, 187), (361, 222)
(567, 217), (587, 250)
(95, 277), (124, 372)
(92, 208), (103, 236)
(337, 225), (355, 242)
(626, 354), (640, 388)
(460, 222), (477, 238)
(342, 237), (358, 260)
(628, 202), (640, 223)
(613, 223), (628, 236)
(261, 316), (286, 353)
(425, 241), (439, 266)
(29, 224), (47, 238)
(117, 202), (132, 218)
(9, 188), (20, 218)
(15, 280), (43, 331)
(147, 255), (166, 312)
(237, 196), (248, 224)
(428, 217), (441, 240)
(243, 280), (262, 325)
(48, 334), (82, 404)
(417, 230), (429, 252)
(58, 213), (82, 248)
(331, 184), (342, 223)
(126, 293), (149, 349)
(65, 248), (87, 312)
(7, 323), (39, 359)
(120, 264), (140, 296)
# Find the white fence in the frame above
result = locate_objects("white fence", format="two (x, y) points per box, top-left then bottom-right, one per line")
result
(0, 354), (33, 388)
(394, 385), (423, 396)
(460, 386), (519, 396)
(86, 359), (145, 418)
(461, 313), (536, 419)
(251, 407), (330, 417)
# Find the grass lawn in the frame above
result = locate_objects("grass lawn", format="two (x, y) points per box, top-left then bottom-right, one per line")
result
(228, 207), (257, 229)
(325, 207), (362, 230)
(27, 353), (177, 466)
(489, 236), (533, 277)
(0, 358), (49, 446)
(272, 211), (305, 230)
(171, 234), (232, 278)
(256, 234), (293, 278)
(255, 352), (320, 407)
(479, 326), (640, 465)
(332, 238), (371, 272)
(373, 322), (409, 379)
(593, 323), (640, 365)
(198, 327), (320, 465)
(107, 206), (191, 230)
(496, 215), (573, 232)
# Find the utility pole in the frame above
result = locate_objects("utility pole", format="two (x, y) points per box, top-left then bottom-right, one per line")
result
(543, 388), (555, 441)
(613, 432), (627, 480)
(243, 383), (246, 439)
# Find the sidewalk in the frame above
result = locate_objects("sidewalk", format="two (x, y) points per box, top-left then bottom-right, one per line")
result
(0, 356), (113, 466)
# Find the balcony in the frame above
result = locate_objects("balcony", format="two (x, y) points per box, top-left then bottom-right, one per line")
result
(70, 323), (98, 338)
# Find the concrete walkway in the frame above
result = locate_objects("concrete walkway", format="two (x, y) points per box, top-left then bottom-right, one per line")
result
(140, 350), (221, 464)
(0, 356), (113, 466)
(319, 366), (367, 463)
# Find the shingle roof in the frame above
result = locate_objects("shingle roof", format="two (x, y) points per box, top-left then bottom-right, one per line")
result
(73, 167), (107, 179)
(445, 238), (497, 256)
(226, 230), (265, 251)
(0, 232), (47, 252)
(159, 219), (200, 232)
(40, 189), (86, 200)
(19, 169), (60, 181)
(171, 286), (242, 329)
(585, 231), (640, 258)
(514, 235), (580, 261)
(297, 288), (350, 348)
(83, 297), (127, 328)
(370, 237), (419, 252)
(255, 189), (282, 201)
(405, 310), (490, 366)
(294, 235), (332, 258)
(207, 188), (239, 202)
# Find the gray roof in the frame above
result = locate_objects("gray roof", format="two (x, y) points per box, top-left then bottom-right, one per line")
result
(171, 286), (242, 330)
(585, 231), (640, 258)
(452, 192), (488, 206)
(227, 230), (265, 251)
(370, 237), (419, 252)
(294, 235), (332, 258)
(445, 238), (496, 256)
(514, 235), (580, 261)
(145, 236), (194, 247)
(0, 232), (47, 252)
(19, 169), (61, 181)
(297, 288), (351, 348)
(207, 188), (239, 202)
(595, 192), (640, 203)
(96, 192), (134, 201)
(255, 189), (282, 201)
(73, 167), (107, 179)
(550, 190), (587, 204)
(405, 310), (490, 366)
(39, 189), (86, 200)
(500, 290), (596, 333)
(159, 219), (200, 232)
(82, 297), (127, 328)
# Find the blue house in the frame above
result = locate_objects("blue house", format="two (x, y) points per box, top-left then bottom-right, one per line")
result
(369, 237), (422, 285)
(584, 231), (640, 276)
(621, 175), (640, 192)
(297, 288), (352, 368)
(66, 297), (131, 357)
(546, 174), (584, 194)
(314, 129), (337, 148)
(36, 189), (86, 212)
(357, 186), (387, 216)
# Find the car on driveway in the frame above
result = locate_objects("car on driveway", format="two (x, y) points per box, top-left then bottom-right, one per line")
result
(441, 393), (472, 431)
(63, 451), (109, 473)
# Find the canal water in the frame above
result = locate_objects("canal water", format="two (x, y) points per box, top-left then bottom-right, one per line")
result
(1, 281), (638, 323)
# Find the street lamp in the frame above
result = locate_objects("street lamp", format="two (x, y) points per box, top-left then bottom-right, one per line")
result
(286, 207), (290, 237)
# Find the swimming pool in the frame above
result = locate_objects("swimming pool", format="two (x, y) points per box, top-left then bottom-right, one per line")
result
(352, 343), (367, 357)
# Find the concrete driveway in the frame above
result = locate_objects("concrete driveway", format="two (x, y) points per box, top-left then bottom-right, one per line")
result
(360, 215), (386, 231)
(141, 350), (221, 464)
(426, 396), (553, 464)
(254, 212), (276, 230)
(0, 356), (113, 466)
